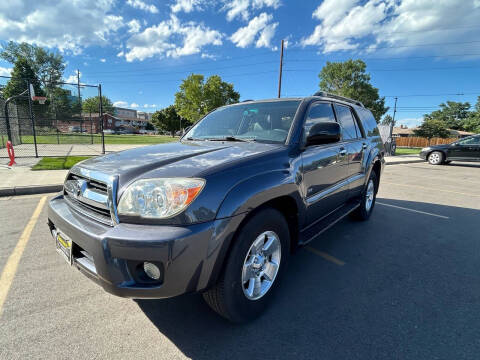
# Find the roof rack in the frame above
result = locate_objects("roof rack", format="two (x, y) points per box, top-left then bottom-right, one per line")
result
(312, 91), (364, 108)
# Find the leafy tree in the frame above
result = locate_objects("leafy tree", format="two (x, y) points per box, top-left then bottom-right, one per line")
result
(175, 74), (240, 123)
(413, 119), (451, 140)
(381, 114), (394, 126)
(424, 101), (471, 130)
(151, 105), (182, 137)
(145, 122), (155, 131)
(48, 87), (81, 119)
(318, 59), (388, 122)
(2, 58), (44, 101)
(0, 42), (65, 87)
(82, 96), (114, 115)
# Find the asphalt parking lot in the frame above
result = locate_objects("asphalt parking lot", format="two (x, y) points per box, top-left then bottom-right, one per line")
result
(1, 161), (480, 359)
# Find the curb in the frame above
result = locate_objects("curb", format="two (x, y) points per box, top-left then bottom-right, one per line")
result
(0, 184), (63, 197)
(385, 159), (424, 165)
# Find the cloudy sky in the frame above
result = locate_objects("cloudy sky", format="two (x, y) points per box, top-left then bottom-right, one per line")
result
(1, 0), (480, 126)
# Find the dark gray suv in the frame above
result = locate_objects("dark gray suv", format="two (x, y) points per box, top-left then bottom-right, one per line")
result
(48, 92), (384, 322)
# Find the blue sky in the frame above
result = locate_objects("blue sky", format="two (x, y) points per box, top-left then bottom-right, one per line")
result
(1, 0), (480, 127)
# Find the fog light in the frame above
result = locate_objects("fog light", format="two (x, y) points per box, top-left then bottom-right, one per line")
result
(143, 262), (161, 280)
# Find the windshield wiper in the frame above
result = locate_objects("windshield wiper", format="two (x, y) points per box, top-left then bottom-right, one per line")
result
(185, 137), (205, 141)
(206, 136), (256, 142)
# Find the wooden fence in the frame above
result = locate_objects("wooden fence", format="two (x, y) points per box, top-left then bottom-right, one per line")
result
(395, 136), (457, 148)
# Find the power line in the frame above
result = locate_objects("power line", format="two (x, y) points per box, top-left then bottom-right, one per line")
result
(285, 53), (480, 62)
(284, 65), (479, 72)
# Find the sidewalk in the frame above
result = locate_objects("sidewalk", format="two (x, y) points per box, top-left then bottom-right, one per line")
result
(0, 166), (67, 196)
(385, 154), (424, 165)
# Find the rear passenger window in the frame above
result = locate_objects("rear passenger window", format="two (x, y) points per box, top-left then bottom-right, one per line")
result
(334, 104), (358, 140)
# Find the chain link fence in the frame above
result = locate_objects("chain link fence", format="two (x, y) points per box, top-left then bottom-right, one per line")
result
(1, 76), (105, 158)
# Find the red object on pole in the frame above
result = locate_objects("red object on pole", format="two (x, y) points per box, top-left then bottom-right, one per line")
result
(6, 141), (16, 166)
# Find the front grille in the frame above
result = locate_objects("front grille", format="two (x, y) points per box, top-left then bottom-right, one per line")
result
(64, 171), (114, 225)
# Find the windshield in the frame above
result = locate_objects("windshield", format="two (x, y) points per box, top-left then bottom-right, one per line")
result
(184, 100), (301, 143)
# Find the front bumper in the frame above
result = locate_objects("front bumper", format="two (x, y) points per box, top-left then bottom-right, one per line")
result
(419, 149), (429, 160)
(48, 194), (242, 299)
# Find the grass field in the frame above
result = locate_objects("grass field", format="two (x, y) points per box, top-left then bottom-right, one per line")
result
(32, 156), (91, 170)
(19, 134), (178, 145)
(395, 147), (422, 155)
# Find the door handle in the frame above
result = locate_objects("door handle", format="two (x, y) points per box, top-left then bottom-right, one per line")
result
(362, 143), (367, 150)
(339, 149), (347, 156)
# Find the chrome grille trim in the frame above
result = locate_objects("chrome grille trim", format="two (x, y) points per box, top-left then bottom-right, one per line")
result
(65, 167), (119, 225)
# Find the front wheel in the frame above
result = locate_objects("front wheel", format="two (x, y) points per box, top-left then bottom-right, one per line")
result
(428, 151), (444, 165)
(351, 171), (378, 221)
(203, 208), (290, 323)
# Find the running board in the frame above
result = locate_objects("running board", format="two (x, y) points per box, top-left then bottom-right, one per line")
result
(299, 201), (361, 245)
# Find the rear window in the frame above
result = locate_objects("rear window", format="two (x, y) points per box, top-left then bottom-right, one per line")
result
(355, 107), (379, 137)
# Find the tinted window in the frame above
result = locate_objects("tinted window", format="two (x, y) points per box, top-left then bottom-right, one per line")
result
(334, 104), (358, 140)
(185, 100), (300, 143)
(304, 102), (336, 137)
(458, 136), (480, 145)
(356, 107), (379, 137)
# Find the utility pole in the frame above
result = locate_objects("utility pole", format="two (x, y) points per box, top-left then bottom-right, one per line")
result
(77, 69), (82, 132)
(392, 96), (398, 125)
(277, 39), (284, 98)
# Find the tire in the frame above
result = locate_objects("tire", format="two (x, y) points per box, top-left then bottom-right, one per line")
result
(203, 208), (290, 323)
(350, 171), (378, 221)
(428, 151), (444, 165)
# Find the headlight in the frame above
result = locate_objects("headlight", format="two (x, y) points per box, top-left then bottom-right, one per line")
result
(117, 178), (205, 219)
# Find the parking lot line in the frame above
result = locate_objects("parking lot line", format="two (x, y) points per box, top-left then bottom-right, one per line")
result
(305, 246), (345, 266)
(382, 181), (480, 198)
(376, 202), (450, 219)
(0, 196), (47, 318)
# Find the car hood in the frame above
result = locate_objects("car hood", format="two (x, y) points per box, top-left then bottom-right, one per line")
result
(425, 143), (451, 150)
(75, 140), (282, 188)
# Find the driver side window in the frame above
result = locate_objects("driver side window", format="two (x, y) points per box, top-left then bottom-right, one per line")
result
(304, 102), (336, 137)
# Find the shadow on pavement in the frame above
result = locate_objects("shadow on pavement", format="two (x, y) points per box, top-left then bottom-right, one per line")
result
(137, 199), (480, 359)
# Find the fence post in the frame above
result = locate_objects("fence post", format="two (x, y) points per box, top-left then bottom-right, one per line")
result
(98, 84), (105, 154)
(90, 113), (93, 144)
(26, 81), (39, 158)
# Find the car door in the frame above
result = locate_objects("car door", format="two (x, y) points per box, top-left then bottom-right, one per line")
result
(301, 102), (349, 227)
(451, 136), (480, 160)
(333, 103), (366, 198)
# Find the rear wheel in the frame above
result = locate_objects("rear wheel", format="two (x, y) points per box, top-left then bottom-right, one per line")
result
(203, 208), (290, 323)
(351, 171), (378, 221)
(428, 151), (444, 165)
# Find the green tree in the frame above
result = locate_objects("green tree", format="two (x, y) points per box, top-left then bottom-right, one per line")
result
(381, 114), (394, 126)
(3, 58), (43, 101)
(424, 101), (471, 130)
(318, 59), (388, 122)
(413, 119), (451, 141)
(0, 42), (65, 87)
(82, 96), (114, 115)
(48, 87), (81, 119)
(151, 105), (182, 137)
(174, 74), (240, 123)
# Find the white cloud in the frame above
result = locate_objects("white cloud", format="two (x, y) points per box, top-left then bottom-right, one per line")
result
(230, 13), (278, 49)
(0, 67), (12, 77)
(100, 58), (106, 63)
(126, 0), (158, 14)
(124, 15), (222, 61)
(117, 51), (124, 57)
(171, 0), (204, 13)
(127, 19), (141, 34)
(302, 0), (480, 55)
(223, 0), (281, 21)
(64, 71), (80, 83)
(0, 0), (123, 54)
(131, 103), (139, 108)
(113, 101), (128, 107)
(201, 53), (217, 60)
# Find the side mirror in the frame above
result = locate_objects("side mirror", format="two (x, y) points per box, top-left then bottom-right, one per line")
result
(306, 122), (341, 146)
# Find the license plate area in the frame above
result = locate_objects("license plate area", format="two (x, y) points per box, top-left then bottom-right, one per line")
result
(55, 229), (73, 265)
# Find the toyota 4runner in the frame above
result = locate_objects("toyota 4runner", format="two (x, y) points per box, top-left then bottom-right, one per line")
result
(48, 92), (384, 322)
